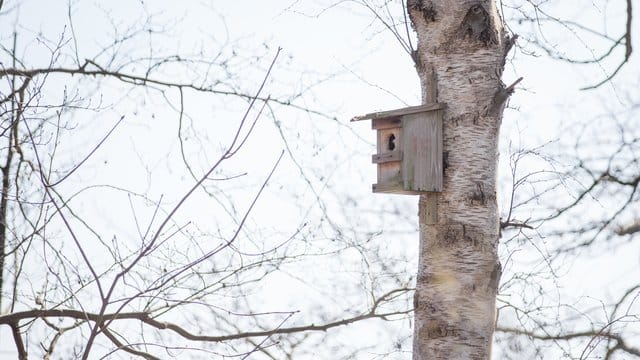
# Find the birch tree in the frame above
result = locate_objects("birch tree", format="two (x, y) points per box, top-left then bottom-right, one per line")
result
(406, 1), (515, 358)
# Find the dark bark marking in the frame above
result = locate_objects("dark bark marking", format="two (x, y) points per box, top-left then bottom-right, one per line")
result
(444, 224), (463, 245)
(411, 49), (422, 69)
(414, 290), (441, 314)
(443, 151), (449, 170)
(448, 112), (480, 126)
(449, 114), (463, 126)
(462, 225), (481, 249)
(462, 224), (477, 247)
(435, 223), (494, 252)
(458, 4), (497, 46)
(488, 261), (502, 292)
(407, 0), (437, 22)
(424, 319), (459, 339)
(472, 111), (480, 125)
(422, 3), (437, 22)
(503, 34), (518, 58)
(470, 182), (486, 204)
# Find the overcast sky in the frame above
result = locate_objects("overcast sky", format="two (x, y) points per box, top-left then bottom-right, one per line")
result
(1, 0), (639, 358)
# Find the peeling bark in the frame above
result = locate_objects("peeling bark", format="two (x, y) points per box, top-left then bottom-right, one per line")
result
(409, 1), (508, 359)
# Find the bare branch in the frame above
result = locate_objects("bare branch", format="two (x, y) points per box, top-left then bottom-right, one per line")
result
(498, 326), (640, 357)
(0, 292), (412, 343)
(580, 0), (632, 90)
(9, 322), (27, 360)
(0, 61), (335, 120)
(101, 328), (160, 360)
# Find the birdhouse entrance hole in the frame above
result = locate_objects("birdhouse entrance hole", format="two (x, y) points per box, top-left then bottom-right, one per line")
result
(387, 134), (396, 151)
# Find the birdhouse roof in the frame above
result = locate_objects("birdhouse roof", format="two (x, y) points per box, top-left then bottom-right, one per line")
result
(350, 103), (445, 122)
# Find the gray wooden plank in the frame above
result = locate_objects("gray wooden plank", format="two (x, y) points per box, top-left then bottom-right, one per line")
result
(373, 182), (424, 195)
(401, 111), (442, 192)
(372, 151), (403, 164)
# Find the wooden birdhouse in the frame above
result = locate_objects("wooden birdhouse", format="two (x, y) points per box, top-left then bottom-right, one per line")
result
(351, 103), (444, 195)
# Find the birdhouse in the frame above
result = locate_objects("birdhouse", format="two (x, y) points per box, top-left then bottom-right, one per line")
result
(351, 103), (444, 195)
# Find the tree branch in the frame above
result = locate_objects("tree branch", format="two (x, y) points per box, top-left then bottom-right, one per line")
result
(9, 322), (27, 360)
(497, 326), (640, 357)
(0, 302), (411, 344)
(0, 62), (335, 120)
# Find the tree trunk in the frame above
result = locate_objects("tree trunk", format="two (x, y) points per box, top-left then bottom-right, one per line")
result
(408, 1), (511, 359)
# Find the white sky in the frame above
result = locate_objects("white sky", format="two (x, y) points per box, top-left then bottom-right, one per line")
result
(1, 0), (639, 358)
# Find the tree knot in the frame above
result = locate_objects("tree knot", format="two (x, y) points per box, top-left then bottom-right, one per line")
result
(458, 4), (497, 46)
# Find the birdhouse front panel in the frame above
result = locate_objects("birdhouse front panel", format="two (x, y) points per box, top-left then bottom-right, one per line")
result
(372, 125), (403, 193)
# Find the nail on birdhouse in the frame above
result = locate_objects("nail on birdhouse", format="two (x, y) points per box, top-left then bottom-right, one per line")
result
(351, 103), (444, 195)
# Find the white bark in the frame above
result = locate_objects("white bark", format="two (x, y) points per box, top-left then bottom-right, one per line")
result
(408, 1), (511, 359)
